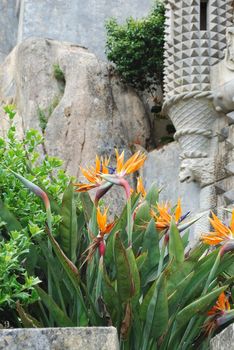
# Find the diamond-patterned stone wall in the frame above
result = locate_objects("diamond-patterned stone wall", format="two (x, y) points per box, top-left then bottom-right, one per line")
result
(164, 0), (233, 101)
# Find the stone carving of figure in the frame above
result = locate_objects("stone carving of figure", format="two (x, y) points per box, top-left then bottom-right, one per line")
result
(225, 27), (234, 71)
(212, 28), (234, 113)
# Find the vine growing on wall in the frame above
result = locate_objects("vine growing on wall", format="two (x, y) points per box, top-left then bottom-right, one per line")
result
(105, 0), (165, 94)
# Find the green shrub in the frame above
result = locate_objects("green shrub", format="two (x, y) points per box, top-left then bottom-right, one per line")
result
(0, 230), (39, 308)
(105, 1), (165, 93)
(0, 106), (71, 326)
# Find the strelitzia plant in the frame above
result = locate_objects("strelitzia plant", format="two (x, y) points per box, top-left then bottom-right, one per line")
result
(4, 149), (234, 350)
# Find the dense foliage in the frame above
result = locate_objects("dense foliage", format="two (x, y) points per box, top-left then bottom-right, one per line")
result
(1, 106), (234, 349)
(105, 1), (165, 93)
(0, 106), (70, 325)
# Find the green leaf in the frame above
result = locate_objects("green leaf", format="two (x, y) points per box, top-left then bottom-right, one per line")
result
(168, 272), (194, 316)
(102, 268), (121, 325)
(169, 219), (184, 264)
(126, 247), (140, 305)
(80, 192), (94, 222)
(114, 232), (134, 303)
(35, 286), (75, 327)
(142, 273), (168, 347)
(89, 205), (98, 237)
(0, 198), (22, 232)
(171, 285), (228, 340)
(145, 182), (159, 206)
(136, 252), (148, 272)
(141, 219), (160, 285)
(58, 182), (78, 263)
(45, 225), (88, 323)
(133, 201), (151, 228)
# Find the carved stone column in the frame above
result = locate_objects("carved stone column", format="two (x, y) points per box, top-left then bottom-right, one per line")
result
(163, 0), (233, 238)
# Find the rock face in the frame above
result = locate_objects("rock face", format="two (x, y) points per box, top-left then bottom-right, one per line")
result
(0, 38), (150, 179)
(0, 327), (119, 350)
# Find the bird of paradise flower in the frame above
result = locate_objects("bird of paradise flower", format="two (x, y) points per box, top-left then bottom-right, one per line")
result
(204, 292), (234, 336)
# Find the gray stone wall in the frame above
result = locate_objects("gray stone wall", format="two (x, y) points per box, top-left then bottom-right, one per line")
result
(17, 0), (153, 60)
(0, 0), (19, 62)
(142, 142), (200, 244)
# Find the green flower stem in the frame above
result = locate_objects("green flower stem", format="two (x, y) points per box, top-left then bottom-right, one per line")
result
(46, 205), (54, 325)
(157, 234), (168, 277)
(127, 196), (133, 246)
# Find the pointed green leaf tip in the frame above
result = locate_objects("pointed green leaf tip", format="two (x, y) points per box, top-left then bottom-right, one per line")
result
(10, 170), (50, 210)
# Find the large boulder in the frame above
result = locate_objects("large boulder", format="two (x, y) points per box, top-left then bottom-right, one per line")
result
(0, 37), (150, 175)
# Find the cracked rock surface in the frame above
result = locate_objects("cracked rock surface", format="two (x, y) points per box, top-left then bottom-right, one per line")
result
(0, 327), (119, 350)
(0, 38), (150, 206)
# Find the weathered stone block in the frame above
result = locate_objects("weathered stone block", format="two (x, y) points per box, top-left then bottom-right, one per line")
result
(0, 327), (119, 350)
(210, 324), (234, 349)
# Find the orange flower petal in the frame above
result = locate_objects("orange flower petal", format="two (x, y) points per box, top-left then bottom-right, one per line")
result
(207, 292), (230, 315)
(200, 233), (225, 245)
(115, 149), (124, 173)
(74, 183), (97, 192)
(81, 167), (97, 183)
(210, 212), (230, 236)
(174, 198), (182, 223)
(230, 210), (234, 234)
(137, 177), (146, 197)
(95, 155), (101, 173)
(124, 152), (146, 175)
(97, 206), (108, 232)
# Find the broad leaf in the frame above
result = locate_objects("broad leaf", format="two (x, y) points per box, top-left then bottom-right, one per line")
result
(35, 286), (75, 327)
(169, 219), (184, 264)
(114, 232), (134, 303)
(145, 182), (159, 206)
(142, 273), (168, 347)
(141, 219), (160, 285)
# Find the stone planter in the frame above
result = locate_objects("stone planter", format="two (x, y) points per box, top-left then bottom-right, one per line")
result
(0, 327), (119, 350)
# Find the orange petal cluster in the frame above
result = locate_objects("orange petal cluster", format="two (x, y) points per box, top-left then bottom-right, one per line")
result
(201, 211), (234, 246)
(204, 292), (231, 335)
(207, 292), (230, 316)
(151, 199), (182, 231)
(115, 150), (146, 177)
(97, 207), (115, 238)
(74, 155), (109, 192)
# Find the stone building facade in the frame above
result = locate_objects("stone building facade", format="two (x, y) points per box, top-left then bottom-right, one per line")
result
(163, 0), (234, 235)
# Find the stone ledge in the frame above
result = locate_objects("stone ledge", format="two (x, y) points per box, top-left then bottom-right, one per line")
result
(0, 327), (119, 350)
(210, 324), (234, 349)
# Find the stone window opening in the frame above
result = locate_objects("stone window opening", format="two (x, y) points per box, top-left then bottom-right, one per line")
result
(200, 0), (208, 31)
